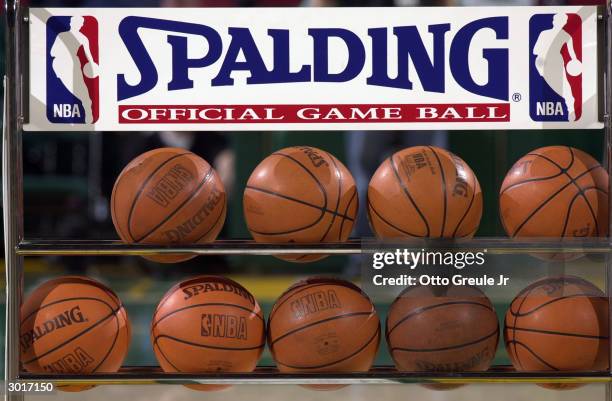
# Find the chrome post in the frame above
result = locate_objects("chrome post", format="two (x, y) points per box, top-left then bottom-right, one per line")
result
(3, 1), (25, 400)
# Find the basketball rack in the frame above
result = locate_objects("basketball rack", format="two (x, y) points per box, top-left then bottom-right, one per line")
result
(3, 1), (612, 400)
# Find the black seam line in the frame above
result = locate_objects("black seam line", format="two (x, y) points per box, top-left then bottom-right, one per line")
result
(153, 339), (182, 372)
(152, 302), (265, 331)
(339, 189), (358, 241)
(451, 159), (477, 237)
(91, 309), (122, 373)
(389, 155), (430, 236)
(511, 282), (539, 371)
(386, 301), (494, 337)
(127, 152), (192, 241)
(367, 198), (425, 238)
(192, 198), (227, 243)
(23, 305), (122, 364)
(111, 174), (132, 242)
(513, 276), (603, 299)
(21, 297), (117, 325)
(268, 281), (369, 326)
(274, 325), (380, 370)
(390, 328), (499, 353)
(511, 326), (608, 340)
(135, 167), (214, 243)
(428, 146), (447, 237)
(245, 186), (354, 223)
(272, 151), (328, 209)
(154, 334), (265, 351)
(505, 340), (559, 371)
(500, 170), (566, 196)
(526, 148), (601, 236)
(270, 311), (375, 346)
(509, 294), (605, 317)
(320, 152), (342, 242)
(561, 187), (599, 237)
(511, 164), (604, 237)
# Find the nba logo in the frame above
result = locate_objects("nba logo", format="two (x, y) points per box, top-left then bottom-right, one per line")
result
(46, 16), (99, 124)
(529, 13), (582, 122)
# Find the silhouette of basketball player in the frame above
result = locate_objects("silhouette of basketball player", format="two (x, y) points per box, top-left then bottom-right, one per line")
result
(533, 14), (579, 121)
(50, 16), (98, 124)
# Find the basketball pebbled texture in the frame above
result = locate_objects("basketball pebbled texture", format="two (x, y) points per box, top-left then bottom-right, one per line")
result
(111, 147), (226, 263)
(151, 276), (265, 375)
(268, 277), (380, 373)
(500, 146), (608, 238)
(504, 276), (609, 371)
(20, 276), (131, 375)
(368, 146), (482, 239)
(386, 285), (498, 372)
(243, 146), (358, 263)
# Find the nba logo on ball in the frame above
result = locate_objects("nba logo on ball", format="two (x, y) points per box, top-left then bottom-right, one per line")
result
(529, 13), (582, 122)
(46, 16), (99, 124)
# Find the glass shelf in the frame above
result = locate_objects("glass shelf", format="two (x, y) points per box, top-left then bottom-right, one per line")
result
(16, 238), (612, 256)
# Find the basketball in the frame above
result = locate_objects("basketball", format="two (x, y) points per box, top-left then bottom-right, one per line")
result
(243, 146), (358, 262)
(82, 62), (98, 79)
(268, 278), (380, 382)
(566, 59), (582, 77)
(20, 276), (131, 376)
(151, 276), (265, 391)
(367, 146), (482, 239)
(500, 146), (608, 238)
(386, 285), (498, 373)
(111, 147), (227, 263)
(504, 276), (609, 371)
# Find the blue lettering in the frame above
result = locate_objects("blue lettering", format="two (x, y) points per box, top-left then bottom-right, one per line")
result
(309, 28), (365, 82)
(450, 16), (509, 101)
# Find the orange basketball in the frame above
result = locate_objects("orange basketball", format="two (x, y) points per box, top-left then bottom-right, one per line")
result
(243, 146), (358, 263)
(268, 278), (380, 381)
(111, 147), (226, 263)
(386, 285), (498, 373)
(504, 276), (609, 371)
(151, 276), (265, 391)
(20, 276), (131, 377)
(368, 146), (482, 239)
(500, 146), (608, 238)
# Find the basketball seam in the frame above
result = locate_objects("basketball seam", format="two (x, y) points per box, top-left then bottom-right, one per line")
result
(22, 303), (123, 364)
(509, 294), (604, 317)
(428, 146), (447, 237)
(271, 151), (328, 208)
(153, 334), (265, 351)
(509, 282), (541, 371)
(561, 188), (599, 236)
(21, 296), (119, 325)
(273, 324), (380, 370)
(389, 155), (431, 236)
(505, 339), (559, 370)
(319, 152), (343, 242)
(152, 340), (182, 372)
(510, 164), (603, 237)
(245, 186), (354, 223)
(91, 310), (121, 373)
(451, 162), (477, 237)
(389, 327), (499, 353)
(133, 166), (214, 243)
(386, 301), (495, 337)
(510, 326), (608, 340)
(367, 198), (425, 238)
(126, 152), (192, 241)
(152, 302), (265, 330)
(339, 189), (358, 241)
(269, 311), (375, 346)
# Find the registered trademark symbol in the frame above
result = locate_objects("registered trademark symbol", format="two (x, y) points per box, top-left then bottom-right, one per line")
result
(512, 93), (522, 102)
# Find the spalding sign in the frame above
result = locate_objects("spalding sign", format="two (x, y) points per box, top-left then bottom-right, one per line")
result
(26, 7), (601, 131)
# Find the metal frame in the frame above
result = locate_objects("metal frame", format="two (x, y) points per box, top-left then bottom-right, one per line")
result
(3, 1), (612, 400)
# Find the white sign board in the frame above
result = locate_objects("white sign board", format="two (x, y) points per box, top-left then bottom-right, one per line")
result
(26, 6), (602, 131)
